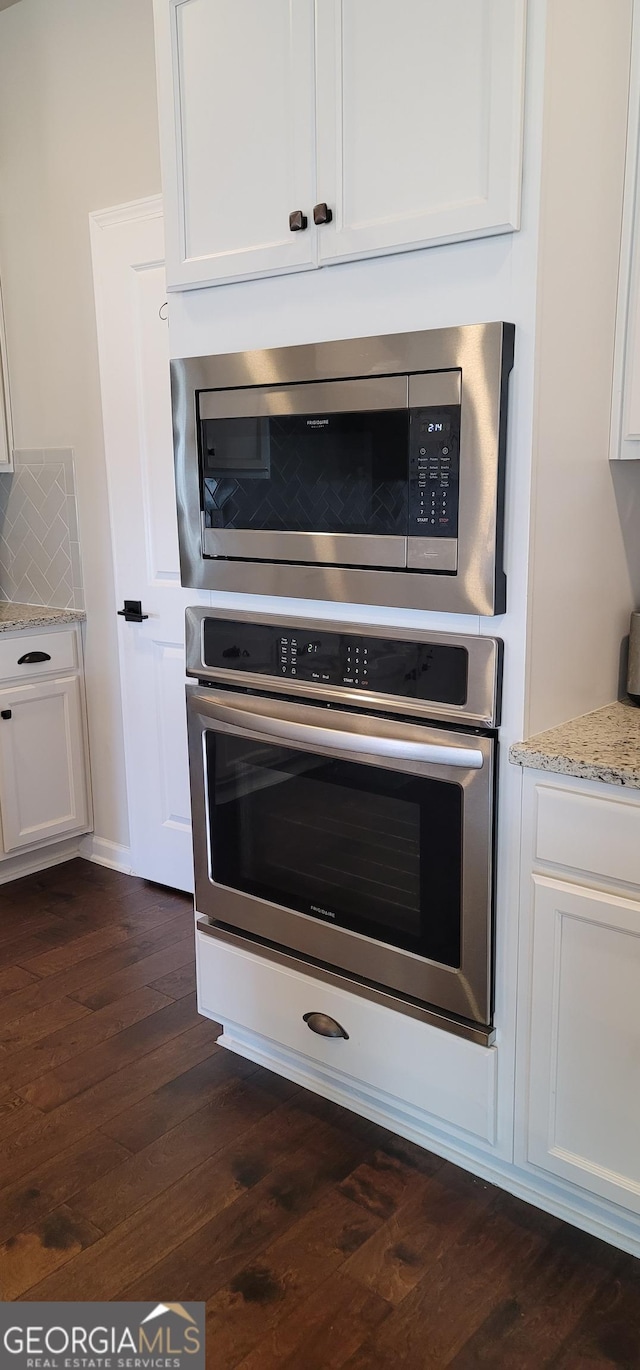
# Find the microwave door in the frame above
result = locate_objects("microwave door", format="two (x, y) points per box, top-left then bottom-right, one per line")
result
(199, 377), (409, 569)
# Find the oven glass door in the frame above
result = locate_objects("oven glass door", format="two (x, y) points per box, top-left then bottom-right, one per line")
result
(198, 377), (409, 568)
(208, 732), (462, 968)
(188, 686), (493, 1024)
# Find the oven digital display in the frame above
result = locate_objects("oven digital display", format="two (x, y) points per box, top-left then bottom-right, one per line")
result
(202, 619), (468, 705)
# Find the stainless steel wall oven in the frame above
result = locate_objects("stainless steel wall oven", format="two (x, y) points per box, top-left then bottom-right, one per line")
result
(172, 323), (514, 616)
(186, 608), (501, 1044)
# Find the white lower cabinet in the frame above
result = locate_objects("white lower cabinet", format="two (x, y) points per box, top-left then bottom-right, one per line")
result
(0, 625), (91, 858)
(527, 874), (640, 1215)
(197, 928), (498, 1146)
(0, 673), (89, 852)
(517, 772), (640, 1241)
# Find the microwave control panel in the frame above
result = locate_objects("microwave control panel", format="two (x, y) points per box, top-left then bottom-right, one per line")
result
(202, 618), (468, 706)
(409, 406), (460, 539)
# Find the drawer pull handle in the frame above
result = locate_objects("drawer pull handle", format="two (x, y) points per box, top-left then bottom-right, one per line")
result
(303, 1011), (349, 1040)
(0, 710), (11, 720)
(18, 651), (51, 665)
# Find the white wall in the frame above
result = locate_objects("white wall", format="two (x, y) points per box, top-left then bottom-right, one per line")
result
(0, 0), (161, 850)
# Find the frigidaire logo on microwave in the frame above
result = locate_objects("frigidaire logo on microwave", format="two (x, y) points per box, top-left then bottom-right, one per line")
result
(306, 417), (329, 427)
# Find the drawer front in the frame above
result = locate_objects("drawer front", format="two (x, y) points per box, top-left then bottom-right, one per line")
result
(0, 630), (77, 683)
(197, 930), (497, 1144)
(535, 784), (640, 888)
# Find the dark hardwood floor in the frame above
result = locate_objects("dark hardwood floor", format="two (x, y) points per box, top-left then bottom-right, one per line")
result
(0, 859), (638, 1366)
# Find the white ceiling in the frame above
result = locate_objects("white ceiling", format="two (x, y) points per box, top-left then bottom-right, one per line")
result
(0, 1), (22, 11)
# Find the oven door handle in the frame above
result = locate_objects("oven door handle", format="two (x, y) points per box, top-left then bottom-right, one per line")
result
(190, 691), (485, 770)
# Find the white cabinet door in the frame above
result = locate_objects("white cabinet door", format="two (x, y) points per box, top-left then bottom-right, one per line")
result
(0, 275), (13, 469)
(314, 0), (526, 265)
(155, 0), (317, 289)
(0, 674), (89, 852)
(610, 15), (640, 459)
(528, 875), (640, 1214)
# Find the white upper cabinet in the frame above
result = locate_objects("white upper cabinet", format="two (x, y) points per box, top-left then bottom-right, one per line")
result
(154, 0), (527, 292)
(154, 0), (318, 289)
(611, 9), (640, 460)
(314, 0), (526, 267)
(0, 276), (13, 469)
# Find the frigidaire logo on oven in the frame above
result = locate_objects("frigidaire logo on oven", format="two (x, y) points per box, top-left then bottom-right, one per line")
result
(306, 417), (329, 427)
(311, 904), (336, 919)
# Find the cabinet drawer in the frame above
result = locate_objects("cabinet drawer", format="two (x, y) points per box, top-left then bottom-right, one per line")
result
(0, 630), (77, 683)
(197, 930), (497, 1144)
(535, 784), (640, 887)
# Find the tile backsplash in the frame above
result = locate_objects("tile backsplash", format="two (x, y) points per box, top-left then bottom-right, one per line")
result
(0, 449), (84, 611)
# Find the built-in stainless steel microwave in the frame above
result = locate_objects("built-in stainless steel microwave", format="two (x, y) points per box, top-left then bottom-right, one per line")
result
(171, 323), (514, 616)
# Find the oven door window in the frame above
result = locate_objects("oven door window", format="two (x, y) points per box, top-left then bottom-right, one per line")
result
(207, 733), (462, 968)
(200, 409), (408, 537)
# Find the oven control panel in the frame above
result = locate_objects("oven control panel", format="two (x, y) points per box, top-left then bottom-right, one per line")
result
(202, 618), (468, 706)
(409, 406), (460, 539)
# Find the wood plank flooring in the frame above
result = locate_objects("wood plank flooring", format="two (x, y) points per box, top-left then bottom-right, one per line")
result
(0, 858), (638, 1366)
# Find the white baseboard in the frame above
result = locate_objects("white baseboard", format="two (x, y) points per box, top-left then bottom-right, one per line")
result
(218, 1026), (640, 1262)
(0, 836), (84, 886)
(0, 832), (133, 886)
(79, 834), (133, 874)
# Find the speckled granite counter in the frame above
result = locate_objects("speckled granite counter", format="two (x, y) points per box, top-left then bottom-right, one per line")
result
(0, 603), (86, 633)
(510, 701), (640, 789)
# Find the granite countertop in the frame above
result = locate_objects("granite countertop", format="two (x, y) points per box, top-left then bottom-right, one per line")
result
(510, 700), (640, 789)
(0, 603), (86, 633)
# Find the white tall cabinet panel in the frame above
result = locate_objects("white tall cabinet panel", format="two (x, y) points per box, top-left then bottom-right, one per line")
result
(314, 0), (526, 265)
(0, 674), (89, 852)
(527, 874), (640, 1215)
(155, 0), (317, 289)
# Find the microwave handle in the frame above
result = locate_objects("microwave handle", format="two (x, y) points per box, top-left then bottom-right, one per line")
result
(189, 689), (484, 770)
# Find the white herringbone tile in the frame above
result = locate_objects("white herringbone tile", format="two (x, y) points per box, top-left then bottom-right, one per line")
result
(0, 450), (83, 610)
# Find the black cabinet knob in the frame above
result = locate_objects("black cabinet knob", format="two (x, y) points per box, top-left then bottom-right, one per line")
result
(313, 202), (333, 226)
(289, 209), (308, 232)
(117, 600), (149, 624)
(1, 710), (11, 720)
